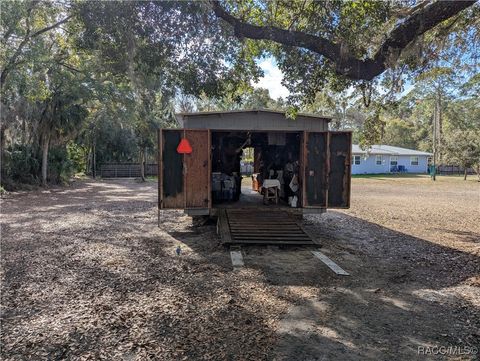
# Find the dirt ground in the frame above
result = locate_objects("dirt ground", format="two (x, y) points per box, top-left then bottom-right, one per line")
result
(1, 176), (479, 360)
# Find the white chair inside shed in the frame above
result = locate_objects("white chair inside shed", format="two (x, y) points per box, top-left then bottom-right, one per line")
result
(261, 179), (280, 205)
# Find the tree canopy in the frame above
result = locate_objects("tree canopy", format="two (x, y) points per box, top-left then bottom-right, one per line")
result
(211, 0), (479, 102)
(1, 0), (479, 188)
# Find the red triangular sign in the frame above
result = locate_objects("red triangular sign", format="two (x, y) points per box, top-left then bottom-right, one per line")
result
(177, 138), (192, 154)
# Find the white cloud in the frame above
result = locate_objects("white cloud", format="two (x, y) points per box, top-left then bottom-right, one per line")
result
(253, 57), (290, 100)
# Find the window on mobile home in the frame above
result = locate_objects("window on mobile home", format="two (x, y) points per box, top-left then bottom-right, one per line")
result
(352, 155), (361, 165)
(376, 155), (382, 165)
(390, 156), (398, 166)
(410, 156), (419, 166)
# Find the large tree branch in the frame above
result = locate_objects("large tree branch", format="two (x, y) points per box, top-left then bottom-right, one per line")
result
(211, 1), (476, 81)
(373, 1), (475, 66)
(0, 15), (73, 89)
(29, 15), (73, 39)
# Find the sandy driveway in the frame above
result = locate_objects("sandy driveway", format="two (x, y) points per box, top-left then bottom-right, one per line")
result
(1, 177), (479, 360)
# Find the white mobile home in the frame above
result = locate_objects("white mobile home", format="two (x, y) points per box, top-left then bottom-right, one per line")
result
(351, 145), (432, 174)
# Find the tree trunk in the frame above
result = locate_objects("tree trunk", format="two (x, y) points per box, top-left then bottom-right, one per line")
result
(464, 168), (467, 181)
(41, 135), (50, 186)
(0, 125), (5, 182)
(92, 142), (96, 178)
(436, 90), (443, 163)
(140, 148), (146, 182)
(85, 147), (91, 175)
(432, 102), (437, 181)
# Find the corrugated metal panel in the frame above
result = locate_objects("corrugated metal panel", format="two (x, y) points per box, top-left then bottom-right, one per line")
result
(304, 132), (328, 207)
(328, 132), (351, 208)
(178, 110), (330, 132)
(160, 129), (184, 209)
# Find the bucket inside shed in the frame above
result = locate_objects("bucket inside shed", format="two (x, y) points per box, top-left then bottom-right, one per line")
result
(211, 131), (302, 208)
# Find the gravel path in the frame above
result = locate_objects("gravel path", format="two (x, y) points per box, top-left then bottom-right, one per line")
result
(1, 176), (479, 360)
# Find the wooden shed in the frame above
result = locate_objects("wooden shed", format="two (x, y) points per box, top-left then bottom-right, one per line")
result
(157, 110), (351, 222)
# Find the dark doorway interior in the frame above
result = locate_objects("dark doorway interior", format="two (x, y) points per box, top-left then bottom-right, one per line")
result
(211, 131), (301, 207)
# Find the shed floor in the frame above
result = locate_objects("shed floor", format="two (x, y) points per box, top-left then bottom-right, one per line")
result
(215, 184), (291, 209)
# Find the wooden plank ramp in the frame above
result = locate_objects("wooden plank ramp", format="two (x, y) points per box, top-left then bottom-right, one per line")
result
(221, 209), (316, 246)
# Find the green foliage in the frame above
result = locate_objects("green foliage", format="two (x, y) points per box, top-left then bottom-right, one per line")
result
(195, 87), (283, 111)
(216, 0), (478, 105)
(381, 118), (416, 149)
(443, 129), (480, 170)
(48, 146), (74, 184)
(2, 144), (41, 185)
(67, 141), (88, 174)
(358, 111), (385, 150)
(76, 1), (261, 99)
(1, 0), (478, 188)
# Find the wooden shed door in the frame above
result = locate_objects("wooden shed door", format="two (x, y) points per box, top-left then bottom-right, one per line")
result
(328, 132), (351, 208)
(158, 129), (210, 210)
(303, 132), (328, 207)
(184, 129), (210, 210)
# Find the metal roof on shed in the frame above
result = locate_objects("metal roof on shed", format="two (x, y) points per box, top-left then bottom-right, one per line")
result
(176, 109), (331, 120)
(175, 109), (331, 132)
(352, 144), (433, 156)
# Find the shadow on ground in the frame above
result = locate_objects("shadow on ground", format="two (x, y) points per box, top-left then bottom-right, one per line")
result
(2, 179), (478, 360)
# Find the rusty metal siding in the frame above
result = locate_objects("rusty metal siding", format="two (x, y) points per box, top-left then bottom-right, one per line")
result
(300, 131), (306, 208)
(158, 125), (352, 212)
(161, 129), (184, 208)
(327, 132), (351, 208)
(304, 132), (328, 207)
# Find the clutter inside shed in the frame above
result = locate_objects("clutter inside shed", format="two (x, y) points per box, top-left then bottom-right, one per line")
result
(211, 131), (302, 207)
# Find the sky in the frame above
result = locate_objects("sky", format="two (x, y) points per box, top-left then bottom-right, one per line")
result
(253, 56), (414, 102)
(252, 56), (454, 103)
(252, 57), (290, 100)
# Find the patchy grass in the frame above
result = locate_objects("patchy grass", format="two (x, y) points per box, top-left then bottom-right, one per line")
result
(351, 173), (426, 179)
(352, 173), (479, 184)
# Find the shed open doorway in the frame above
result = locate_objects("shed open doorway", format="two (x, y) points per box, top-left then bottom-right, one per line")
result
(159, 110), (351, 217)
(211, 130), (302, 209)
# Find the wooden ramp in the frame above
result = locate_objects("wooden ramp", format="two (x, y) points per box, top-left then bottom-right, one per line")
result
(218, 209), (316, 246)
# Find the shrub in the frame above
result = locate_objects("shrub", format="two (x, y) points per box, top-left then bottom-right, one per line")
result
(2, 145), (41, 186)
(48, 146), (74, 184)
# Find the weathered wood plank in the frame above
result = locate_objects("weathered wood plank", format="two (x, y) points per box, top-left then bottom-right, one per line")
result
(217, 209), (232, 244)
(185, 129), (210, 208)
(232, 236), (311, 241)
(226, 209), (315, 246)
(312, 251), (350, 276)
(228, 240), (315, 245)
(230, 250), (244, 269)
(230, 230), (308, 233)
(231, 232), (308, 237)
(292, 218), (322, 247)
